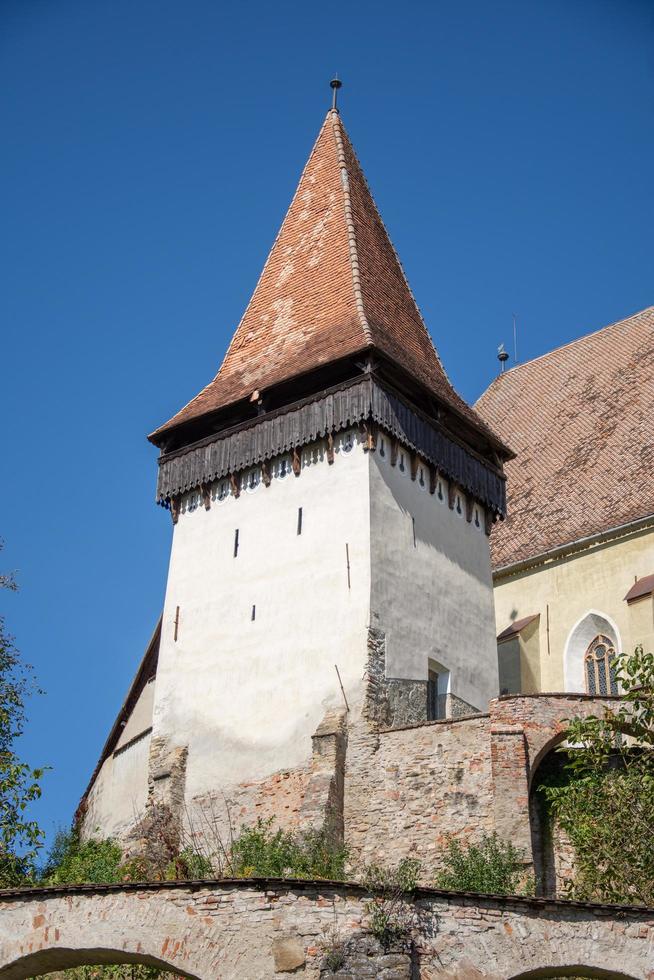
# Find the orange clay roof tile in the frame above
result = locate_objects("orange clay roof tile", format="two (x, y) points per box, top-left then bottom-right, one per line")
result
(475, 306), (654, 569)
(151, 110), (492, 441)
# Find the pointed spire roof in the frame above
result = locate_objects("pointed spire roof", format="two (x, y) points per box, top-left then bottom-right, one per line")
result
(151, 110), (488, 442)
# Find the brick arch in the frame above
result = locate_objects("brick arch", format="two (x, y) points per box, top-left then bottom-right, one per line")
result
(424, 907), (653, 980)
(491, 693), (620, 786)
(0, 889), (218, 980)
(0, 948), (199, 980)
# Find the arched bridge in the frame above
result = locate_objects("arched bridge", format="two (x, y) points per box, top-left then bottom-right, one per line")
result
(0, 878), (651, 979)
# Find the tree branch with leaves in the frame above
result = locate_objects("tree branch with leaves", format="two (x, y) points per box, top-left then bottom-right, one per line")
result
(542, 645), (654, 905)
(0, 543), (45, 885)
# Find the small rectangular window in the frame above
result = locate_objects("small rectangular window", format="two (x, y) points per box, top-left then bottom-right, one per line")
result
(427, 670), (441, 720)
(251, 604), (256, 621)
(297, 507), (303, 535)
(233, 528), (239, 557)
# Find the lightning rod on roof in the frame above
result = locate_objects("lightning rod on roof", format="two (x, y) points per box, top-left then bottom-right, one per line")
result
(497, 344), (509, 373)
(513, 312), (518, 363)
(330, 75), (342, 111)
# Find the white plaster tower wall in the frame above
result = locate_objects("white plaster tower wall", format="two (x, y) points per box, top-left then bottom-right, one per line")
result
(151, 432), (372, 807)
(369, 442), (499, 711)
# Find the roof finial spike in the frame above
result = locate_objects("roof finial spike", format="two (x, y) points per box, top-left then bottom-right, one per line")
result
(330, 75), (342, 111)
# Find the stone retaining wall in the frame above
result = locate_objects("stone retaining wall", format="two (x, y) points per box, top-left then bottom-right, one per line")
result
(0, 879), (651, 980)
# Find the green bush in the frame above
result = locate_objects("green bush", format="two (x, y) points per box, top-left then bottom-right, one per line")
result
(41, 828), (123, 885)
(230, 818), (347, 879)
(55, 967), (169, 980)
(435, 833), (531, 895)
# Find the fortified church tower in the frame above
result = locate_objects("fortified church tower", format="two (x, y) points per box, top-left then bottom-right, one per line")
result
(81, 94), (511, 845)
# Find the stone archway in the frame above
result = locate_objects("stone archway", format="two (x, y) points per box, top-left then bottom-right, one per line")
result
(510, 969), (639, 979)
(0, 948), (199, 980)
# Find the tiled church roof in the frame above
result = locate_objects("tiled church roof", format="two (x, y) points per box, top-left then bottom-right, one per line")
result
(475, 306), (654, 570)
(151, 110), (492, 442)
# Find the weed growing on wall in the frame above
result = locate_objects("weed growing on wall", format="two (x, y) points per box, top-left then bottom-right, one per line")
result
(359, 858), (420, 947)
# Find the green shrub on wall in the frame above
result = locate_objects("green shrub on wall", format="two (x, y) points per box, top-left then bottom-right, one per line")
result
(542, 646), (654, 906)
(434, 833), (532, 895)
(231, 818), (348, 879)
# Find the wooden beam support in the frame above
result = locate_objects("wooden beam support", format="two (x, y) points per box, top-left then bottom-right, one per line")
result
(292, 447), (301, 476)
(171, 496), (181, 525)
(361, 421), (377, 452)
(465, 495), (474, 523)
(485, 509), (494, 536)
(390, 439), (398, 467)
(410, 454), (419, 482)
(261, 460), (271, 487)
(429, 466), (438, 495)
(448, 482), (457, 510)
(327, 432), (335, 465)
(229, 473), (240, 499)
(200, 482), (211, 511)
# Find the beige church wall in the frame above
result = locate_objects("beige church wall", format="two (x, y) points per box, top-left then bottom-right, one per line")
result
(152, 431), (372, 821)
(81, 679), (156, 840)
(493, 523), (654, 692)
(498, 617), (541, 694)
(369, 444), (499, 712)
(627, 591), (654, 654)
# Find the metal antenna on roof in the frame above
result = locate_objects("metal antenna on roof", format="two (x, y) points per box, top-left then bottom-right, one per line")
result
(330, 76), (342, 111)
(497, 344), (509, 373)
(512, 312), (518, 363)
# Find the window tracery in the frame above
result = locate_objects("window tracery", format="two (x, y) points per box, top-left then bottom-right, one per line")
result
(584, 635), (619, 696)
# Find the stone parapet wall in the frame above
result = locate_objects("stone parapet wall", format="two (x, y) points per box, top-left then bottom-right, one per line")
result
(0, 879), (651, 980)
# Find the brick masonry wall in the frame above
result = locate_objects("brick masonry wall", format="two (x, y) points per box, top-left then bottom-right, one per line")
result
(189, 766), (313, 845)
(0, 880), (651, 980)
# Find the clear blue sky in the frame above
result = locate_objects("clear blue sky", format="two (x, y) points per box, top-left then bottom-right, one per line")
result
(2, 0), (653, 848)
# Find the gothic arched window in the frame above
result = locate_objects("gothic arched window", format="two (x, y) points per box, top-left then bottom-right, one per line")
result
(584, 635), (619, 695)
